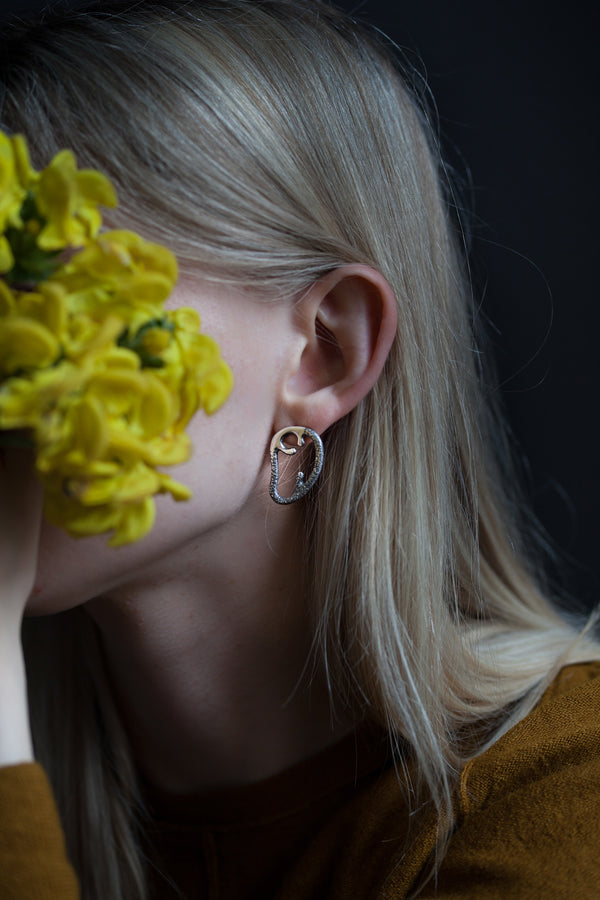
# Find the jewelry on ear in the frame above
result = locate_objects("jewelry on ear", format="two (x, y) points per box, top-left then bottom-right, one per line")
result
(269, 426), (324, 504)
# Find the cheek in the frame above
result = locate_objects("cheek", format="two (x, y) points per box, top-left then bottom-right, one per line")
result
(177, 340), (281, 500)
(27, 290), (288, 616)
(28, 369), (276, 616)
(28, 518), (160, 615)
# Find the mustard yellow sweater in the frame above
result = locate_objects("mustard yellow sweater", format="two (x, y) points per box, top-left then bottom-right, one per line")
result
(1, 662), (599, 899)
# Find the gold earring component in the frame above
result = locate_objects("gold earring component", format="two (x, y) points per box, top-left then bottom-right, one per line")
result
(269, 426), (324, 505)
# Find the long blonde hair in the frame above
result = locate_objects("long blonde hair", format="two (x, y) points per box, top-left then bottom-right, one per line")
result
(2, 1), (597, 895)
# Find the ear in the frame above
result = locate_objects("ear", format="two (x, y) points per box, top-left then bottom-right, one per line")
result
(279, 265), (397, 435)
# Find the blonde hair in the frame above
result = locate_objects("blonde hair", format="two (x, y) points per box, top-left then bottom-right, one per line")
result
(2, 1), (597, 895)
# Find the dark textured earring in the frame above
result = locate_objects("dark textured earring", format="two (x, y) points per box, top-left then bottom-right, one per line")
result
(269, 426), (324, 504)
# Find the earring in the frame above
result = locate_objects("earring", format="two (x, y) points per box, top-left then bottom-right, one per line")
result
(269, 426), (324, 505)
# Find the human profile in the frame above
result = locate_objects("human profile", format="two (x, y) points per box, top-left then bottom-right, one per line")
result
(0, 1), (599, 898)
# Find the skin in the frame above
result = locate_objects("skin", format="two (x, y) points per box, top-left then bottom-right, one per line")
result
(0, 266), (397, 791)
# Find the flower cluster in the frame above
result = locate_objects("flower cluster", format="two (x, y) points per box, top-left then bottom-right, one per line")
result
(0, 130), (233, 546)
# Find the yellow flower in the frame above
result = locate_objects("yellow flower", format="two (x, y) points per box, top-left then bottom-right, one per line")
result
(0, 297), (232, 543)
(36, 149), (117, 251)
(0, 282), (65, 378)
(0, 316), (59, 375)
(0, 237), (13, 274)
(162, 306), (234, 423)
(10, 134), (38, 189)
(1, 132), (233, 545)
(0, 133), (30, 273)
(51, 230), (178, 326)
(0, 278), (15, 316)
(0, 132), (27, 231)
(32, 359), (196, 545)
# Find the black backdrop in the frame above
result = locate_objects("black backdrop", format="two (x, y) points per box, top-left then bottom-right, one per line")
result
(1, 0), (598, 610)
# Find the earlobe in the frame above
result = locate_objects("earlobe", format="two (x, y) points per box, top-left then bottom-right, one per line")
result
(280, 265), (397, 435)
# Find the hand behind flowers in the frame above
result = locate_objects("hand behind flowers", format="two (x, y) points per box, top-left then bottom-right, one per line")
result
(0, 447), (43, 633)
(0, 447), (42, 764)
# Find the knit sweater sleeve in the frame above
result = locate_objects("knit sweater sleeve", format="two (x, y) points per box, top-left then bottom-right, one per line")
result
(0, 763), (80, 899)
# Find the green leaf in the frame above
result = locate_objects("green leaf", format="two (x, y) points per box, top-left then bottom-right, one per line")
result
(136, 352), (165, 369)
(117, 317), (172, 368)
(3, 193), (61, 285)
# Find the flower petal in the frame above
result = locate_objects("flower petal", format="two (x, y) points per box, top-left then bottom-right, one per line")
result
(109, 496), (156, 546)
(0, 318), (59, 375)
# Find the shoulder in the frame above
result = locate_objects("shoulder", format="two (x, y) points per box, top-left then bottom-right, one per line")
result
(422, 661), (600, 899)
(379, 661), (600, 899)
(460, 660), (600, 808)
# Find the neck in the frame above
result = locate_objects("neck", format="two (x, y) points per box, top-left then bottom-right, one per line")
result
(85, 504), (354, 794)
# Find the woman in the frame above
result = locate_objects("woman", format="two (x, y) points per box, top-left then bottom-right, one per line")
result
(0, 1), (598, 897)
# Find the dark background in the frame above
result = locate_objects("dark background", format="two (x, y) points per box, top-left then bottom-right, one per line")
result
(2, 0), (598, 610)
